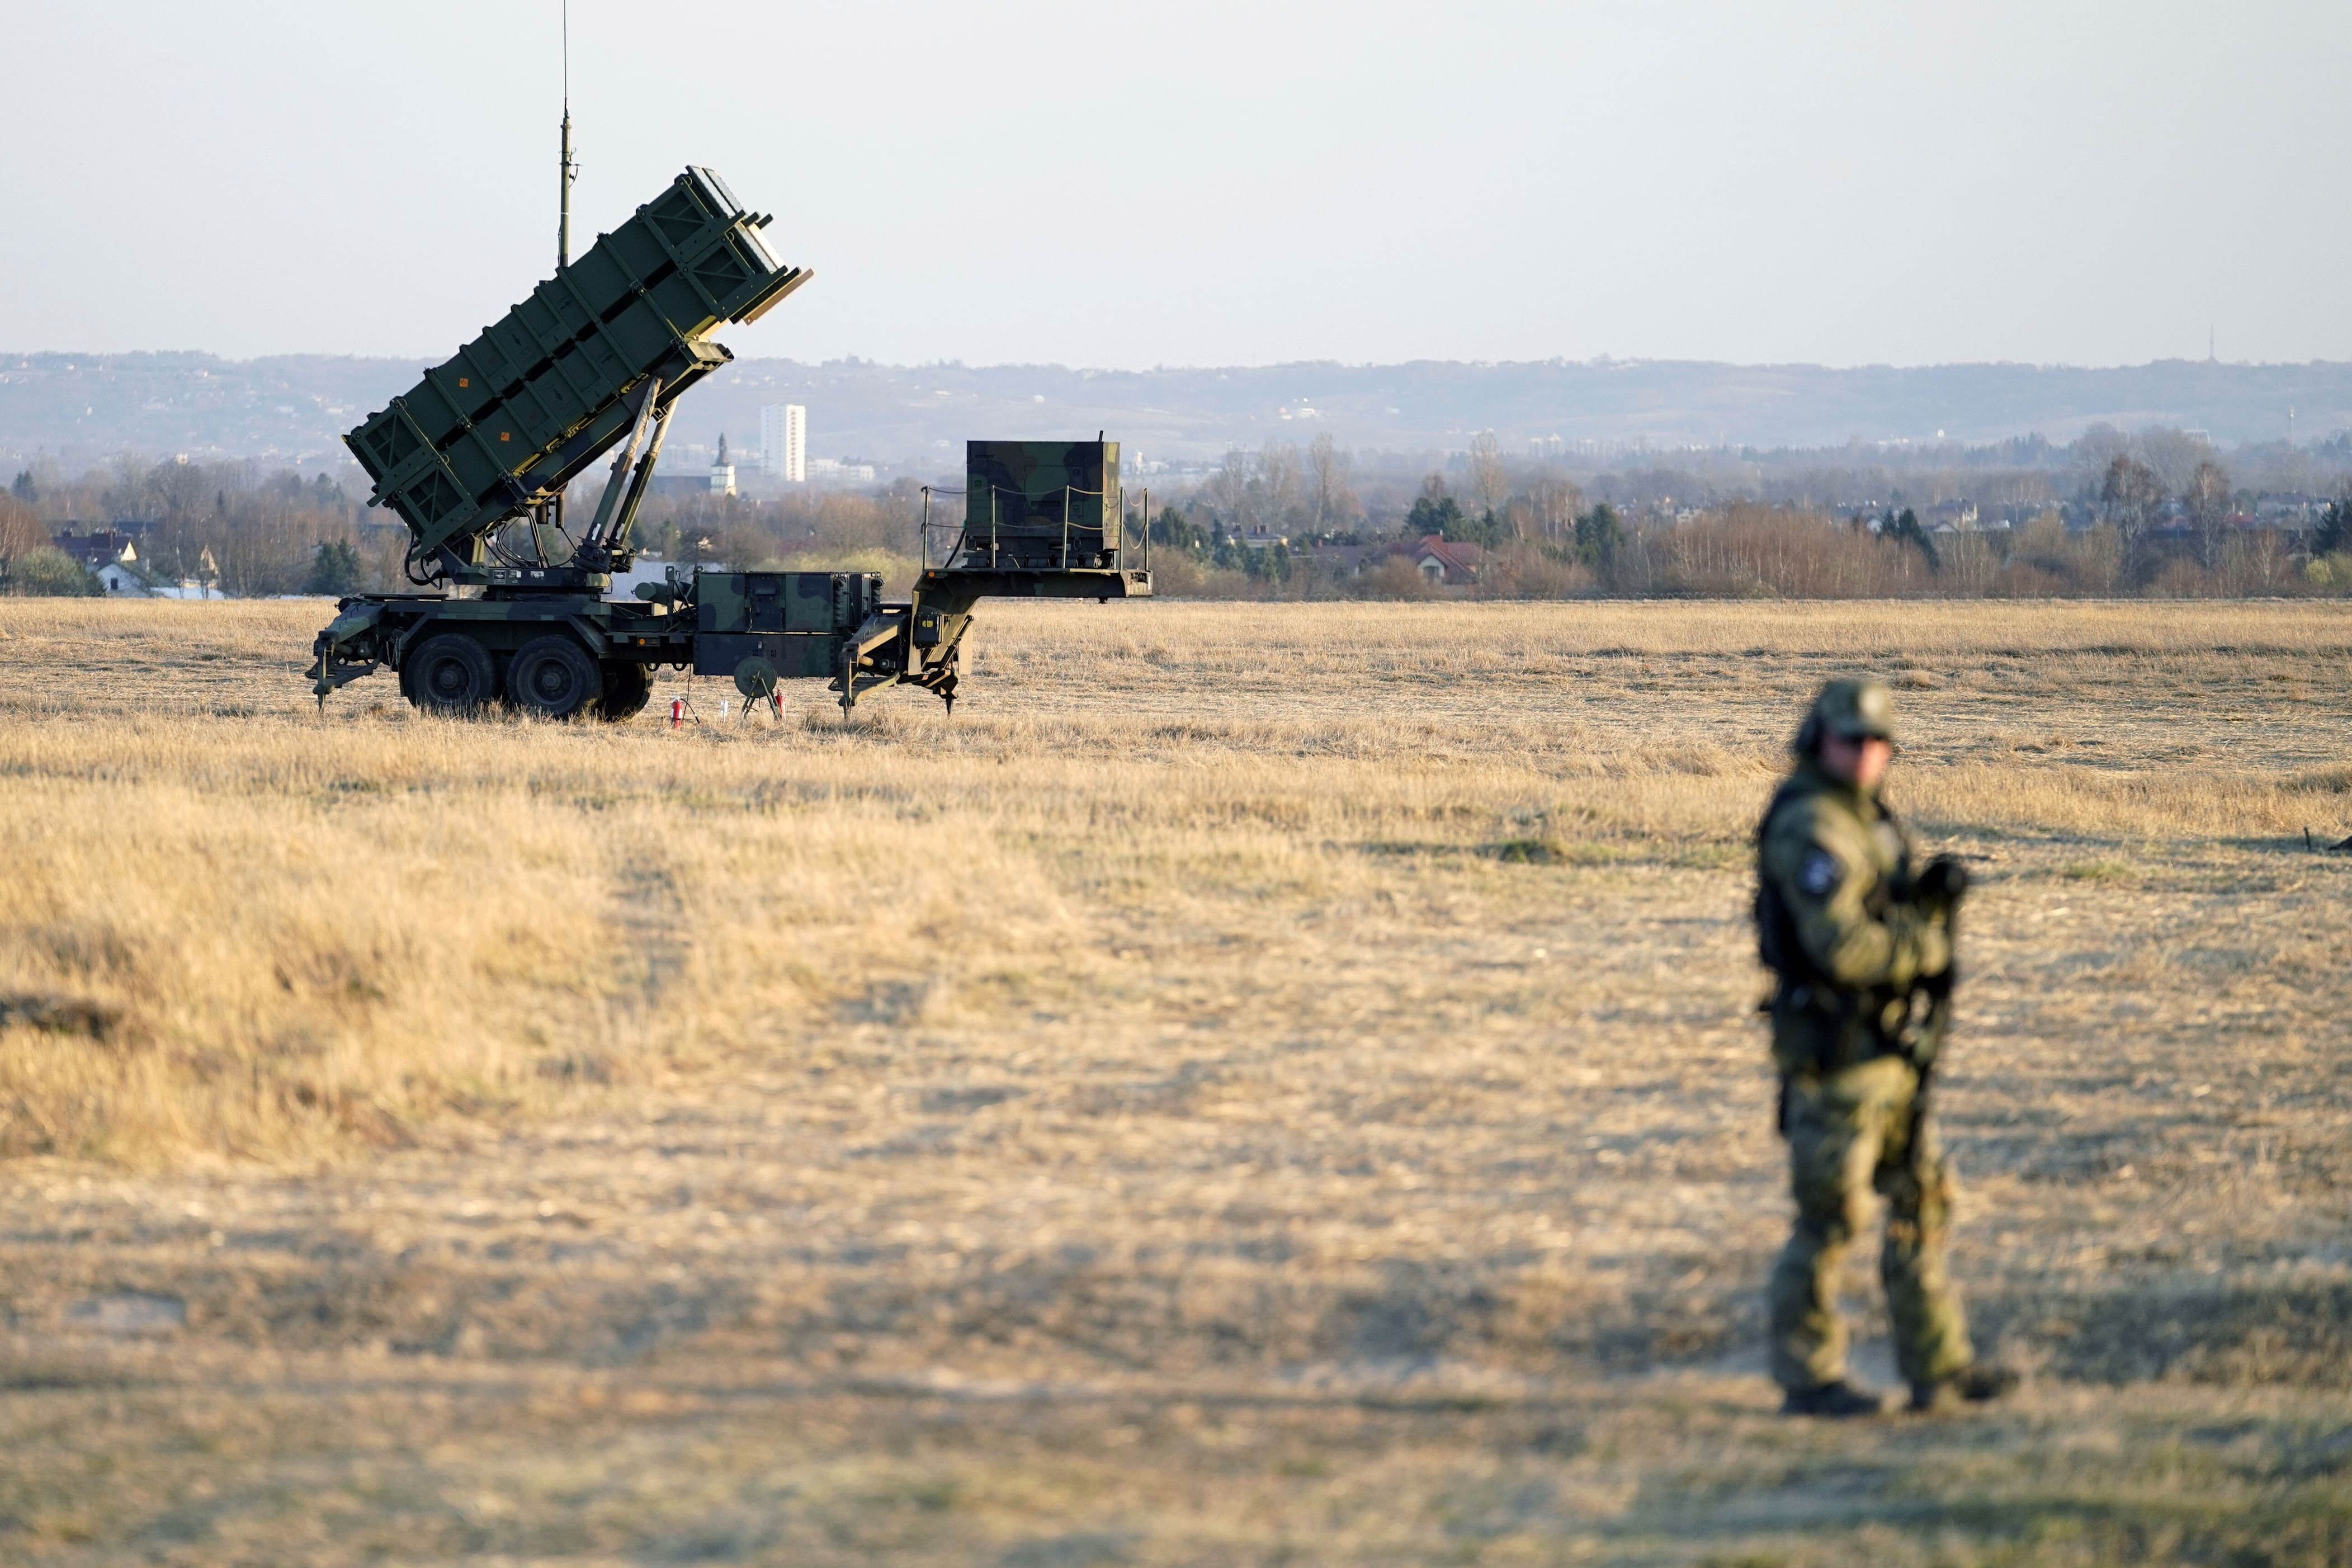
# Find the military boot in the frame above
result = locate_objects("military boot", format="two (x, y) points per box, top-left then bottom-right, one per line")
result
(1780, 1380), (1885, 1418)
(1908, 1364), (2018, 1413)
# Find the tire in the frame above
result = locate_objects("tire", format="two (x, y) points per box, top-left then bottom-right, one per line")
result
(508, 635), (601, 720)
(597, 660), (651, 722)
(401, 633), (498, 715)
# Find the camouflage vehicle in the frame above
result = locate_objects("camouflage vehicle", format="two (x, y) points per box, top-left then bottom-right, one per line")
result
(308, 167), (1148, 719)
(667, 440), (1151, 715)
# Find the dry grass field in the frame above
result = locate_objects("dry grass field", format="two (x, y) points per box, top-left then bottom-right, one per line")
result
(0, 595), (2348, 1566)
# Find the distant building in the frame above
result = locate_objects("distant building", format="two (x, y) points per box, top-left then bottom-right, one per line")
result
(2256, 493), (2327, 526)
(807, 457), (876, 484)
(1303, 542), (1373, 575)
(761, 404), (806, 482)
(1298, 535), (1483, 584)
(50, 526), (140, 567)
(1305, 535), (1484, 585)
(710, 434), (736, 497)
(1393, 535), (1482, 585)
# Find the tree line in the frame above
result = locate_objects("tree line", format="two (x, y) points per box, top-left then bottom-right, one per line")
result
(2, 456), (379, 597)
(1139, 427), (2352, 599)
(6, 424), (2348, 601)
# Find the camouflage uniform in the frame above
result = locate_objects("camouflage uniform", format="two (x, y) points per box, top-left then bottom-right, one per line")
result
(1756, 682), (1976, 1401)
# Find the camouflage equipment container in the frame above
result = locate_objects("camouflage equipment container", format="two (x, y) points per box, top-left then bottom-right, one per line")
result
(345, 168), (809, 563)
(961, 441), (1122, 569)
(693, 572), (886, 681)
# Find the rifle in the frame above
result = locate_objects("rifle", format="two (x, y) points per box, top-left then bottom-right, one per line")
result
(1901, 855), (1968, 1157)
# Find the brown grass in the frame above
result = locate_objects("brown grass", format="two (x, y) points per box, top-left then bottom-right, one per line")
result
(0, 596), (2349, 1562)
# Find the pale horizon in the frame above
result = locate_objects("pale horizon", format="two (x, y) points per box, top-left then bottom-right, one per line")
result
(4, 2), (2348, 370)
(11, 348), (2352, 376)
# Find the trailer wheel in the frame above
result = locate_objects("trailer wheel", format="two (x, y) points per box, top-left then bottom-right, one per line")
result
(597, 660), (651, 722)
(508, 635), (601, 720)
(402, 633), (499, 715)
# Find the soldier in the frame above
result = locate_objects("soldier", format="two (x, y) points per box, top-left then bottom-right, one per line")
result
(1754, 678), (2018, 1417)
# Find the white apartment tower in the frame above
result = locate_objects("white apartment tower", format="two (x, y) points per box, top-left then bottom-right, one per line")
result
(761, 404), (807, 483)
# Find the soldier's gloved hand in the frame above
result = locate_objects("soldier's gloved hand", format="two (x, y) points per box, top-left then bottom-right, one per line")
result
(1913, 854), (1970, 913)
(1888, 905), (1952, 983)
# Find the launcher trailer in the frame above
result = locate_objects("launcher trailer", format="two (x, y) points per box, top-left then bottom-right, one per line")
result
(309, 168), (1148, 720)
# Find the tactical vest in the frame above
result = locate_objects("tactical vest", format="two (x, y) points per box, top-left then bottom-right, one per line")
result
(1754, 774), (1914, 1071)
(1753, 775), (1907, 980)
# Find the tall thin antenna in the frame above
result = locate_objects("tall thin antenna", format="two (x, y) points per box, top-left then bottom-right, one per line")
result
(549, 0), (578, 542)
(558, 0), (576, 270)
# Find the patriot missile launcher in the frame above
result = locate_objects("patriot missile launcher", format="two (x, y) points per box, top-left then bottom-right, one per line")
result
(309, 168), (1148, 721)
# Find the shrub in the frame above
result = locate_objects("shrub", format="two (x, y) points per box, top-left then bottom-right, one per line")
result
(1482, 547), (1591, 598)
(2312, 498), (2350, 557)
(1574, 504), (1626, 577)
(304, 539), (362, 597)
(4, 545), (100, 597)
(1352, 557), (1441, 600)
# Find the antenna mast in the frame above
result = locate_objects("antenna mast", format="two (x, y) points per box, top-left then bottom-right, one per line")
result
(558, 1), (577, 270)
(544, 0), (579, 547)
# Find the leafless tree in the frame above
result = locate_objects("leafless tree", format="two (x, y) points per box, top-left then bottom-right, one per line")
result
(2182, 459), (2232, 570)
(1307, 433), (1359, 534)
(1203, 449), (1253, 532)
(1467, 429), (1508, 518)
(145, 456), (216, 519)
(1258, 440), (1304, 535)
(2136, 427), (2212, 495)
(97, 453), (150, 521)
(0, 493), (46, 565)
(2100, 454), (2164, 579)
(1527, 475), (1583, 544)
(2071, 423), (2131, 493)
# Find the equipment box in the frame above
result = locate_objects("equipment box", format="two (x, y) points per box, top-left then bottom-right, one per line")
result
(695, 572), (884, 638)
(693, 632), (839, 681)
(960, 441), (1122, 570)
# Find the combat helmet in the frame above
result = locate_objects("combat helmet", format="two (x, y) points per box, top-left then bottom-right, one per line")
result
(1795, 677), (1896, 755)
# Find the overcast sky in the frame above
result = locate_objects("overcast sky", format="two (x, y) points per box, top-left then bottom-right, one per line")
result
(4, 2), (2347, 370)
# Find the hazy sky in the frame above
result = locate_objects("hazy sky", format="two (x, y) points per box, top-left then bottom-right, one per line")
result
(4, 2), (2348, 369)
